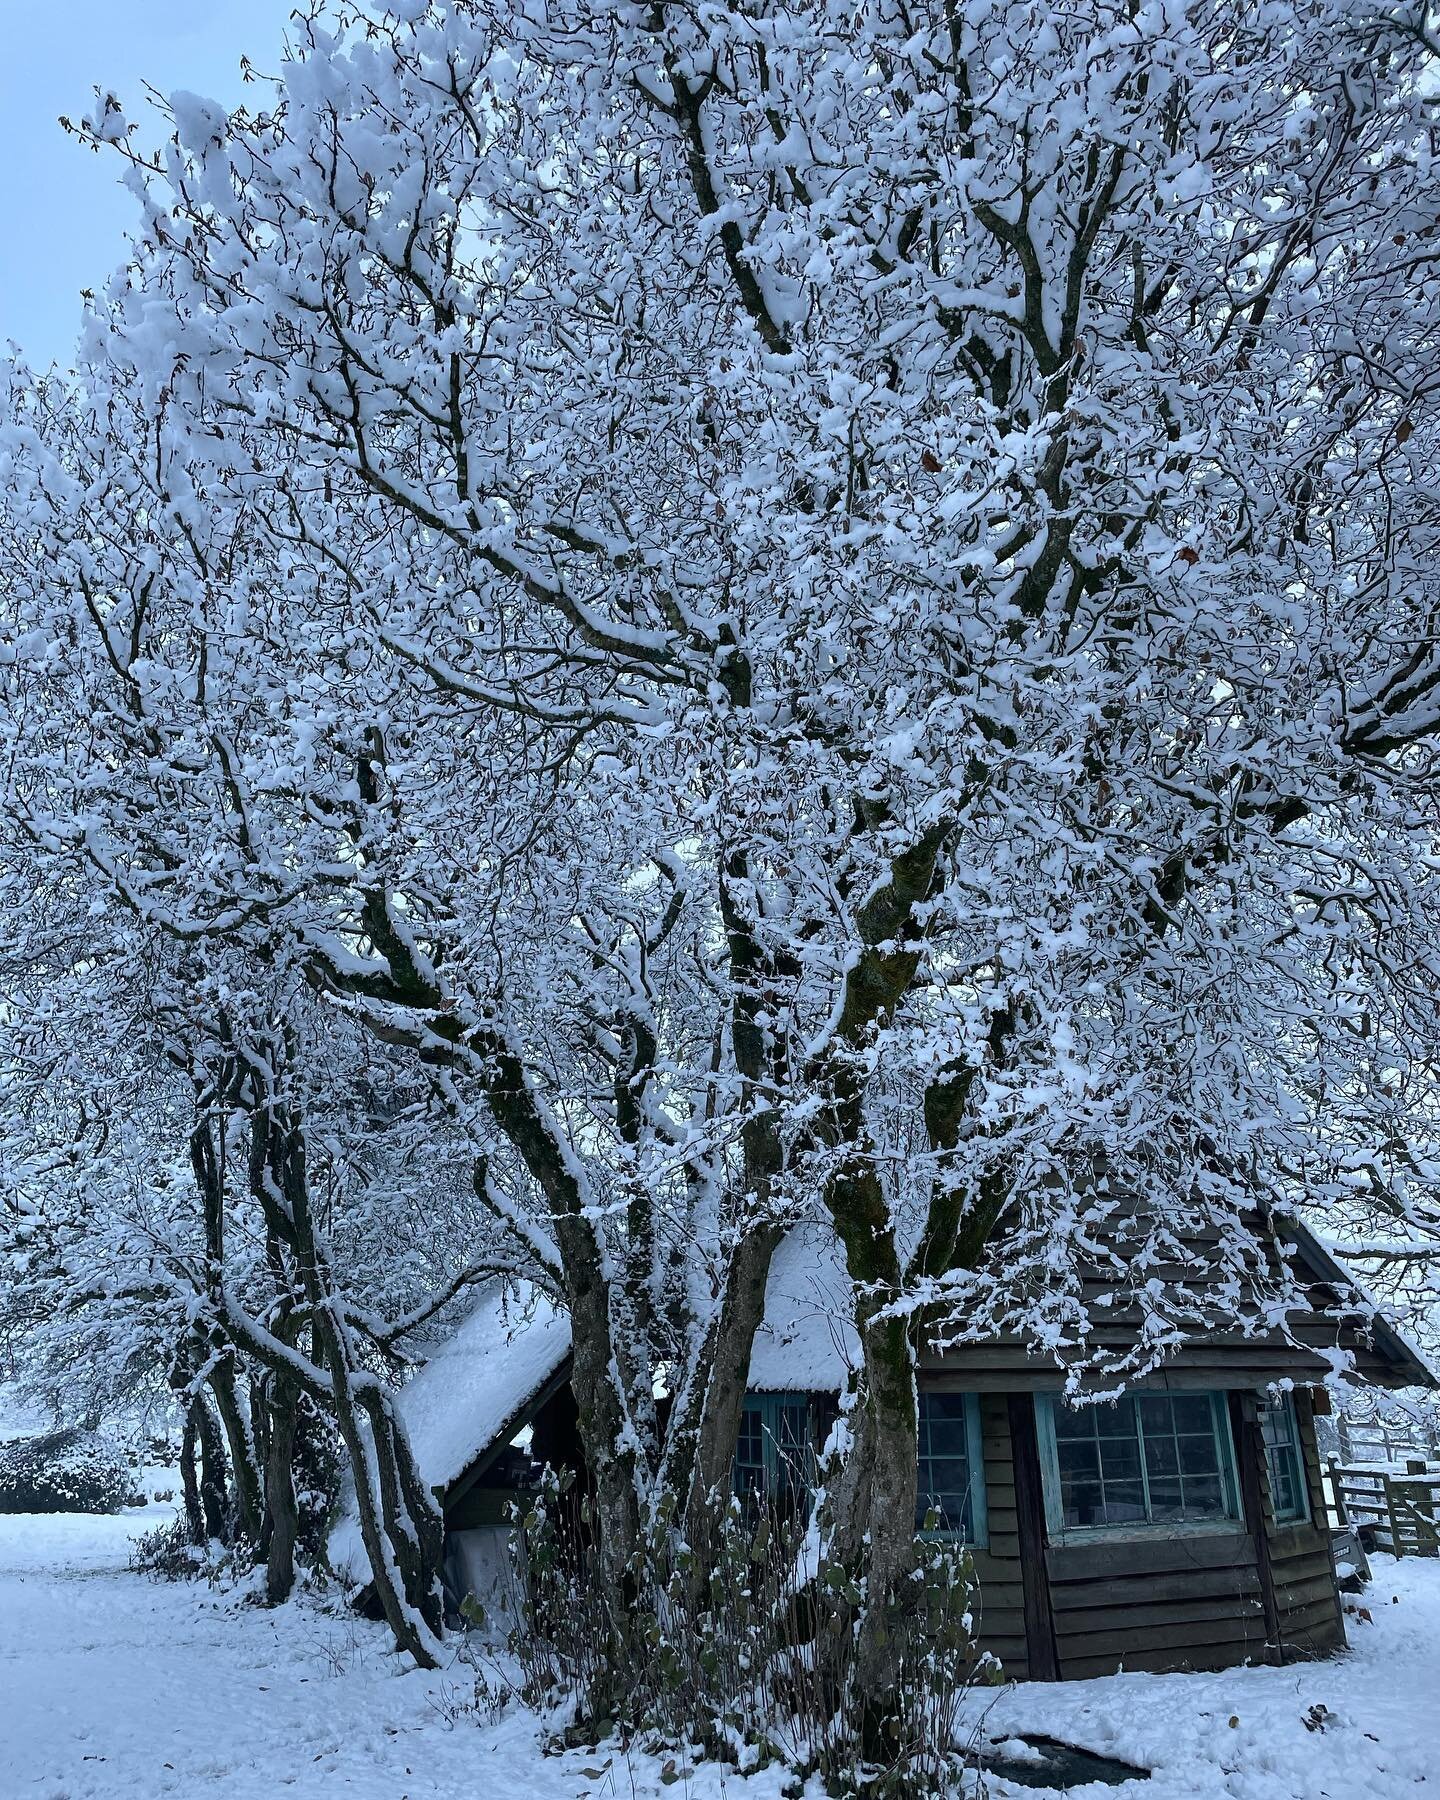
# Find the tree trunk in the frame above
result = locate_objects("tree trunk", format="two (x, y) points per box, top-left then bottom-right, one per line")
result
(824, 1160), (921, 1730)
(675, 1221), (785, 1534)
(263, 1375), (300, 1604)
(263, 1094), (445, 1663)
(208, 1353), (263, 1547)
(179, 1410), (206, 1545)
(194, 1393), (229, 1541)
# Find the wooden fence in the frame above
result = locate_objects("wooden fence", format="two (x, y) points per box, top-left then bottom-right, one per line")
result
(1327, 1459), (1440, 1557)
(1335, 1415), (1440, 1466)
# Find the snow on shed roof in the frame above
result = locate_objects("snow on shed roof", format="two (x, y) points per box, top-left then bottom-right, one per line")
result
(747, 1223), (858, 1392)
(329, 1282), (570, 1584)
(415, 1227), (856, 1492)
(336, 1225), (857, 1573)
(399, 1283), (573, 1496)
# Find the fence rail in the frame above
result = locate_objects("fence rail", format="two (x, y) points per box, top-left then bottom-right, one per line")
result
(1335, 1417), (1440, 1466)
(1327, 1459), (1440, 1558)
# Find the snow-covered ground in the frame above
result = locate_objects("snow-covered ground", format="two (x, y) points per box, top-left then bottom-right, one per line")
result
(1, 1499), (1436, 1799)
(959, 1563), (1440, 1798)
(0, 1499), (791, 1800)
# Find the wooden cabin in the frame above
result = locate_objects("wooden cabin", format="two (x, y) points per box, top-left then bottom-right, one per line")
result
(331, 1221), (1434, 1680)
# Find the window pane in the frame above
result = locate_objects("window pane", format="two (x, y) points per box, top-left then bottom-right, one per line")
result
(1058, 1440), (1100, 1482)
(1053, 1392), (1237, 1532)
(1100, 1438), (1141, 1481)
(1258, 1397), (1307, 1523)
(1054, 1407), (1097, 1443)
(1101, 1480), (1146, 1523)
(1181, 1476), (1224, 1518)
(1178, 1434), (1220, 1476)
(1171, 1395), (1214, 1434)
(1147, 1478), (1183, 1520)
(1094, 1405), (1135, 1440)
(1270, 1450), (1301, 1518)
(917, 1393), (975, 1538)
(1064, 1480), (1105, 1527)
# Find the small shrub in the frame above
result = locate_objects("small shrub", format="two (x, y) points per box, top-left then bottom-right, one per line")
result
(130, 1516), (206, 1580)
(508, 1474), (987, 1799)
(0, 1428), (141, 1515)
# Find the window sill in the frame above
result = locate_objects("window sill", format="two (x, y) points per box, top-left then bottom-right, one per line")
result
(1047, 1517), (1243, 1547)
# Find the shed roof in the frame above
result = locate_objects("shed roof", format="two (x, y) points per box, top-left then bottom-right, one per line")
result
(393, 1284), (573, 1496)
(746, 1222), (859, 1391)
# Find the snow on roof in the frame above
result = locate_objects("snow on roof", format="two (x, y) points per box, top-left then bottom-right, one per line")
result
(747, 1223), (858, 1392)
(399, 1284), (572, 1496)
(329, 1283), (570, 1584)
(332, 1232), (857, 1582)
(1284, 1220), (1440, 1391)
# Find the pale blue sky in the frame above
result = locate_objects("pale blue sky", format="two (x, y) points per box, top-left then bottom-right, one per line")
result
(0, 0), (299, 368)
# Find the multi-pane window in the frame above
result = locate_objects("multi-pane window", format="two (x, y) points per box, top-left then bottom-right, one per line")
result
(916, 1392), (987, 1543)
(1258, 1394), (1308, 1524)
(733, 1393), (813, 1508)
(1045, 1392), (1238, 1531)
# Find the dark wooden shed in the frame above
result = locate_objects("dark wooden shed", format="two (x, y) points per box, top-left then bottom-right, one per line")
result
(332, 1219), (1434, 1680)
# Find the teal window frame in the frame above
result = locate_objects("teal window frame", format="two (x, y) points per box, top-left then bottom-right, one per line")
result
(733, 1391), (813, 1505)
(916, 1390), (988, 1547)
(1258, 1393), (1309, 1525)
(1036, 1391), (1242, 1538)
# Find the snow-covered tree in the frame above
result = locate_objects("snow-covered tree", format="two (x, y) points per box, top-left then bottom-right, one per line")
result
(5, 0), (1440, 1710)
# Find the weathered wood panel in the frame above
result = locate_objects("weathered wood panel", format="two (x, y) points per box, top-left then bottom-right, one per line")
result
(1058, 1616), (1269, 1663)
(1056, 1593), (1266, 1634)
(1061, 1639), (1261, 1679)
(1048, 1529), (1256, 1581)
(922, 1344), (1342, 1390)
(1050, 1563), (1262, 1610)
(1263, 1390), (1345, 1658)
(1047, 1520), (1266, 1677)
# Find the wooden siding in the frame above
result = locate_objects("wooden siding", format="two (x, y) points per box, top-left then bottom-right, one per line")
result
(1263, 1390), (1346, 1659)
(949, 1387), (1347, 1680)
(922, 1341), (1337, 1392)
(950, 1393), (1284, 1681)
(962, 1394), (1031, 1678)
(1047, 1529), (1270, 1677)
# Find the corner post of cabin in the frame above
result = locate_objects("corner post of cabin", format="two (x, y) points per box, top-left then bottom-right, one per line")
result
(1227, 1390), (1283, 1664)
(1006, 1394), (1060, 1680)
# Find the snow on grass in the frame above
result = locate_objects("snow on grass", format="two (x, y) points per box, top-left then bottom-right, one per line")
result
(2, 1501), (1436, 1799)
(963, 1553), (1440, 1798)
(0, 1501), (797, 1799)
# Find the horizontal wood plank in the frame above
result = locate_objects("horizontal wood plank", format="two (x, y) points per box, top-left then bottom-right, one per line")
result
(1055, 1594), (1266, 1635)
(1058, 1616), (1267, 1661)
(1062, 1640), (1266, 1678)
(1048, 1531), (1255, 1581)
(1051, 1566), (1260, 1609)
